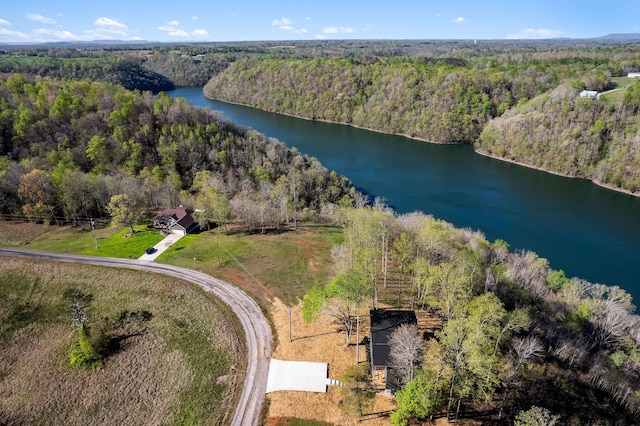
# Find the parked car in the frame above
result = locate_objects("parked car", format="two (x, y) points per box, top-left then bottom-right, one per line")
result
(145, 247), (157, 255)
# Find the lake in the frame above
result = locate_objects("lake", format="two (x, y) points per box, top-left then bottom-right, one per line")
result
(170, 87), (640, 303)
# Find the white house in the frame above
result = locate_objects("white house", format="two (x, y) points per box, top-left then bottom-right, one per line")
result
(628, 72), (640, 78)
(580, 90), (599, 99)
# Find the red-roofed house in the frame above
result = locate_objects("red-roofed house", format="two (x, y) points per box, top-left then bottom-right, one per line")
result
(152, 207), (196, 235)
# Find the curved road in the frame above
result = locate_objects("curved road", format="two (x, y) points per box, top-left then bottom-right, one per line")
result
(0, 248), (272, 426)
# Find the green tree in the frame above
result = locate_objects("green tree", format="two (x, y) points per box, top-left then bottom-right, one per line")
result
(106, 193), (141, 234)
(17, 169), (59, 224)
(514, 406), (561, 426)
(302, 268), (373, 345)
(339, 362), (376, 421)
(437, 292), (506, 419)
(391, 369), (448, 426)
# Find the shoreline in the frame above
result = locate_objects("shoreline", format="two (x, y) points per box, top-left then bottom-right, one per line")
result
(203, 91), (640, 199)
(475, 149), (640, 198)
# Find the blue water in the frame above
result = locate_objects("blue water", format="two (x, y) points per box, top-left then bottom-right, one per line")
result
(171, 87), (640, 304)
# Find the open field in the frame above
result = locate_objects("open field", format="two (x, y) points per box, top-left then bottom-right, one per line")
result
(0, 256), (245, 425)
(2, 221), (342, 307)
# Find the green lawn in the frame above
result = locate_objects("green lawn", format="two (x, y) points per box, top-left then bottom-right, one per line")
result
(6, 221), (342, 305)
(25, 225), (165, 259)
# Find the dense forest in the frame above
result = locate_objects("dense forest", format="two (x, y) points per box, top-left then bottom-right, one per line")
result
(202, 44), (640, 193)
(0, 56), (174, 92)
(477, 80), (640, 192)
(304, 205), (640, 424)
(0, 74), (355, 229)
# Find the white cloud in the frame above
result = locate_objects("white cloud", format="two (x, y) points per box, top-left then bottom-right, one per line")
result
(94, 17), (127, 29)
(322, 26), (355, 34)
(169, 29), (189, 37)
(450, 17), (467, 24)
(0, 18), (10, 26)
(0, 28), (27, 38)
(315, 34), (326, 40)
(272, 17), (292, 28)
(168, 20), (180, 26)
(27, 13), (57, 24)
(506, 28), (563, 39)
(272, 17), (308, 34)
(158, 25), (175, 31)
(191, 29), (208, 36)
(33, 28), (78, 40)
(192, 16), (199, 20)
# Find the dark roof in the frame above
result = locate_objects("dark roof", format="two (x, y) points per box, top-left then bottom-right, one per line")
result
(370, 309), (417, 368)
(152, 208), (196, 231)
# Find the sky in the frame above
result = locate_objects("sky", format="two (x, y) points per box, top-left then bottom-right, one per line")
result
(0, 1), (638, 44)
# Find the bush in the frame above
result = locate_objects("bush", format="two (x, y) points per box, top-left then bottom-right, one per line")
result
(69, 326), (103, 370)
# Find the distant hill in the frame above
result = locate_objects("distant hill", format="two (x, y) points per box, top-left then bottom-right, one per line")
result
(598, 33), (640, 40)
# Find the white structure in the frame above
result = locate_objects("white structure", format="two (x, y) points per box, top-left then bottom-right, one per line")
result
(266, 359), (335, 393)
(580, 90), (599, 99)
(628, 72), (640, 78)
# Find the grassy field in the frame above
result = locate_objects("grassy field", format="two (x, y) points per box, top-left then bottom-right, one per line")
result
(0, 256), (245, 426)
(4, 221), (343, 306)
(600, 77), (639, 103)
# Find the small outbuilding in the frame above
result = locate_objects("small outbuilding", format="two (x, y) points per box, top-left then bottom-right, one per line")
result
(628, 72), (640, 78)
(369, 309), (417, 393)
(152, 207), (196, 235)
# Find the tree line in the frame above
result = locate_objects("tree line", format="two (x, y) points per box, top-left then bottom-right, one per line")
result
(0, 74), (356, 229)
(303, 204), (640, 424)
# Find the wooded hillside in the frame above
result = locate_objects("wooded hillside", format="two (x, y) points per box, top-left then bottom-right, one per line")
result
(0, 74), (356, 228)
(203, 45), (640, 193)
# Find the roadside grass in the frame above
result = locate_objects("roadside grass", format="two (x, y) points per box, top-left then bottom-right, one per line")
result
(0, 257), (245, 426)
(25, 225), (165, 259)
(0, 220), (343, 304)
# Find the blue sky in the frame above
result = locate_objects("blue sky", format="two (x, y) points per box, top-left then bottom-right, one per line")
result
(0, 1), (638, 43)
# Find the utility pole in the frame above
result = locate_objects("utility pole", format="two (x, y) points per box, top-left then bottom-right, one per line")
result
(355, 314), (360, 364)
(216, 234), (220, 267)
(288, 305), (292, 343)
(89, 218), (98, 249)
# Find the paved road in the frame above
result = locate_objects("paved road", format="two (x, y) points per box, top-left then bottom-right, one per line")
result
(0, 248), (272, 426)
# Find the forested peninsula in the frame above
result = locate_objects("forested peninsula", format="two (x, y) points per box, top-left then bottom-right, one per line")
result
(0, 74), (355, 227)
(203, 43), (640, 194)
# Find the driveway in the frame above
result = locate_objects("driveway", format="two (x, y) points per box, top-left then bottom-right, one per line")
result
(138, 233), (184, 261)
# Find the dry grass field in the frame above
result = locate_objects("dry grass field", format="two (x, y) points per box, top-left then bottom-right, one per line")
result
(0, 256), (245, 426)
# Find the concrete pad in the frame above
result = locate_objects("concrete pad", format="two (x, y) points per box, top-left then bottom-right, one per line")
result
(138, 233), (184, 261)
(266, 359), (330, 393)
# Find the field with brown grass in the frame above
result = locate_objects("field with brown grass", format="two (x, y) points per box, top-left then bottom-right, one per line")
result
(0, 256), (245, 425)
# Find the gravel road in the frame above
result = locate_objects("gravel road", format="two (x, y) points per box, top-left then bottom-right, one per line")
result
(0, 248), (272, 426)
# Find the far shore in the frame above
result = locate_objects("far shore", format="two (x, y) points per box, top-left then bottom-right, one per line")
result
(203, 91), (640, 199)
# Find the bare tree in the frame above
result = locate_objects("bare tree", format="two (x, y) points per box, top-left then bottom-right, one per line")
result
(511, 335), (545, 372)
(389, 323), (423, 385)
